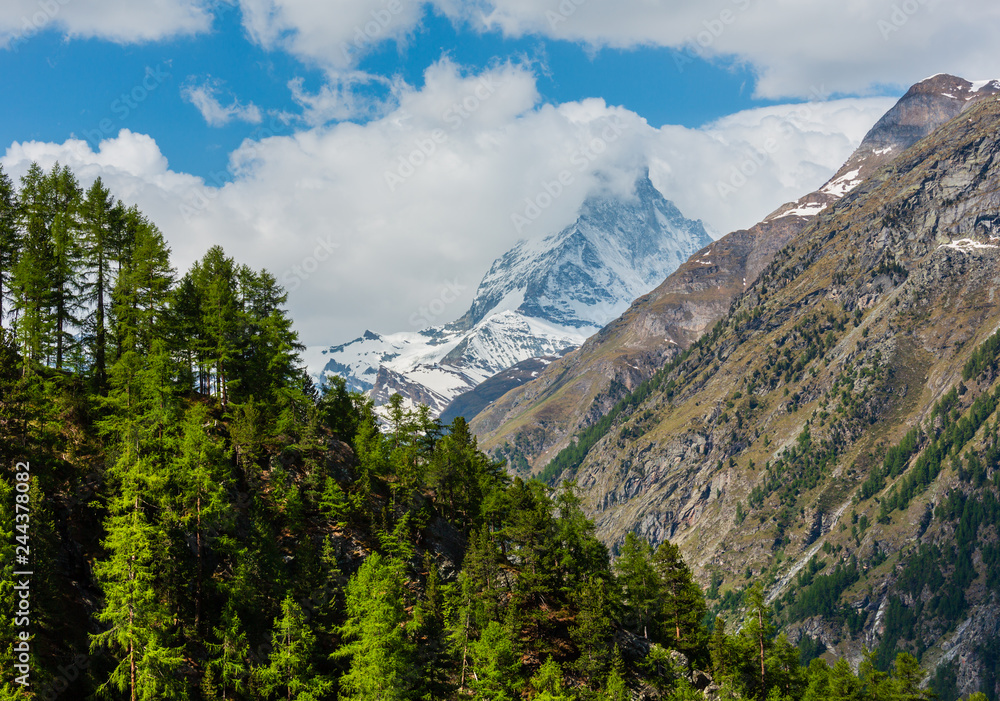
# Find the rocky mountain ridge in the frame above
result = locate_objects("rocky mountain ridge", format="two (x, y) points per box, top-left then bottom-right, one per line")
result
(471, 73), (1000, 474)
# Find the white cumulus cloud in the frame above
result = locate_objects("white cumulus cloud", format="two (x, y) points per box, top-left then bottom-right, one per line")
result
(2, 61), (895, 347)
(0, 0), (215, 48)
(230, 0), (1000, 100)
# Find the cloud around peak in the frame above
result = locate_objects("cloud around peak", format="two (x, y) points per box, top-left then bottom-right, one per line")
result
(2, 60), (895, 346)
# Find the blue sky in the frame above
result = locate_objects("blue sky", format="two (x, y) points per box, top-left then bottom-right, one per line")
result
(0, 4), (775, 181)
(1, 1), (998, 344)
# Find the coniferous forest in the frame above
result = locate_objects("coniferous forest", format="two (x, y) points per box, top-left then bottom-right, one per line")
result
(0, 163), (984, 700)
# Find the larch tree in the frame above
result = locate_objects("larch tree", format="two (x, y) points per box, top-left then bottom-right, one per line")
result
(614, 533), (659, 640)
(652, 540), (707, 654)
(0, 165), (18, 327)
(46, 163), (83, 369)
(12, 162), (57, 367)
(336, 551), (414, 701)
(79, 177), (123, 390)
(170, 402), (231, 634)
(256, 595), (332, 701)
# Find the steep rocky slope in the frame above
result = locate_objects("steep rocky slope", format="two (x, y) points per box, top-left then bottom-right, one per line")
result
(557, 94), (1000, 695)
(472, 74), (1000, 474)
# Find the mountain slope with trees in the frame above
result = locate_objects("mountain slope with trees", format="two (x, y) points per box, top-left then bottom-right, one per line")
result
(0, 162), (982, 701)
(532, 90), (1000, 698)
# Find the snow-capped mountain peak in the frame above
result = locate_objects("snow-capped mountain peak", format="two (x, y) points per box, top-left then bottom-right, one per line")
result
(307, 170), (713, 416)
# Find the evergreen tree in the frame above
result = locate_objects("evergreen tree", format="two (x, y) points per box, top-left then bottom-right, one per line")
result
(47, 163), (83, 369)
(828, 657), (862, 701)
(710, 615), (736, 682)
(614, 533), (659, 639)
(90, 484), (185, 700)
(192, 246), (237, 402)
(0, 165), (18, 327)
(12, 163), (57, 366)
(599, 646), (629, 701)
(739, 581), (776, 698)
(229, 265), (303, 406)
(170, 403), (231, 633)
(554, 480), (609, 595)
(890, 652), (932, 701)
(110, 207), (173, 359)
(571, 575), (613, 683)
(505, 478), (558, 630)
(91, 329), (185, 700)
(530, 657), (575, 701)
(207, 604), (251, 701)
(318, 374), (365, 442)
(336, 552), (414, 700)
(413, 554), (451, 699)
(79, 177), (123, 389)
(652, 540), (707, 655)
(468, 620), (522, 701)
(256, 596), (332, 701)
(801, 658), (831, 701)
